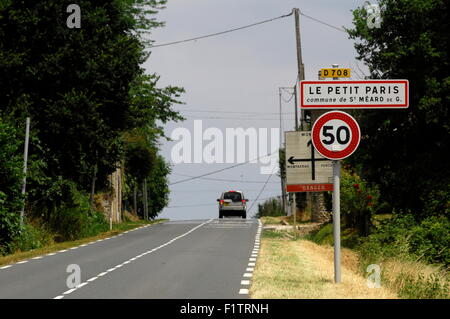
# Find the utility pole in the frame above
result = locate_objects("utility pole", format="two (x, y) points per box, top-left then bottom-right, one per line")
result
(293, 8), (305, 129)
(279, 88), (287, 215)
(20, 117), (30, 226)
(143, 179), (148, 220)
(294, 86), (299, 131)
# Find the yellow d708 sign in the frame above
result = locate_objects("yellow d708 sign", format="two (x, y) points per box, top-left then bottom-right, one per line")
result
(320, 68), (351, 78)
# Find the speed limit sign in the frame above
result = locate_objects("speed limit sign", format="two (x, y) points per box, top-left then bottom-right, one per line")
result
(311, 111), (361, 160)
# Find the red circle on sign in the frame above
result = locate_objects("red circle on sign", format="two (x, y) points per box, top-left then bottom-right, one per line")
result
(312, 111), (361, 160)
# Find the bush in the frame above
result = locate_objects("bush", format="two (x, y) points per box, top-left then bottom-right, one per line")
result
(7, 221), (54, 253)
(340, 168), (381, 235)
(48, 182), (108, 241)
(256, 197), (285, 218)
(0, 118), (24, 251)
(358, 214), (450, 267)
(396, 273), (449, 299)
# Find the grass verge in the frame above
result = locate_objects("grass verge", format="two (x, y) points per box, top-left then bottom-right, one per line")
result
(307, 222), (449, 299)
(250, 229), (397, 299)
(0, 219), (167, 267)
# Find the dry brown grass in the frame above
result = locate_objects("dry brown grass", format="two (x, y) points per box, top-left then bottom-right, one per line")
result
(250, 234), (397, 299)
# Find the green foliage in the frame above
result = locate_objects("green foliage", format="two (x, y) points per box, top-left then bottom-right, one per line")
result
(396, 272), (449, 299)
(47, 182), (108, 241)
(0, 1), (182, 252)
(256, 198), (285, 218)
(347, 0), (450, 216)
(306, 223), (333, 245)
(358, 214), (450, 267)
(146, 154), (171, 219)
(340, 166), (380, 235)
(0, 117), (23, 249)
(7, 222), (54, 253)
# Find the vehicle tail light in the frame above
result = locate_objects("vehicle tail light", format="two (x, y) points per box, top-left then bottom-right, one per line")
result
(242, 199), (246, 204)
(219, 200), (224, 205)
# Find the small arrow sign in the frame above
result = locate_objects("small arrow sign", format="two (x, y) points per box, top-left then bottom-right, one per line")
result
(287, 139), (329, 180)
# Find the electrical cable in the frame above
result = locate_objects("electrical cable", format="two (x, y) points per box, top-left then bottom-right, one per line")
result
(169, 150), (277, 185)
(247, 167), (276, 213)
(150, 11), (293, 48)
(299, 11), (347, 33)
(171, 173), (280, 184)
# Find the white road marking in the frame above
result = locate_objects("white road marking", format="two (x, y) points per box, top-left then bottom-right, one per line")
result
(32, 256), (43, 260)
(250, 257), (256, 261)
(87, 277), (97, 282)
(239, 288), (249, 294)
(63, 288), (75, 295)
(47, 253), (56, 256)
(243, 273), (253, 278)
(0, 265), (12, 269)
(246, 267), (254, 272)
(248, 262), (255, 267)
(52, 219), (213, 298)
(16, 260), (28, 264)
(241, 280), (250, 285)
(54, 295), (64, 299)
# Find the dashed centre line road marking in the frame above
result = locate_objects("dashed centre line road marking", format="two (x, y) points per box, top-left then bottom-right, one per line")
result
(53, 219), (213, 299)
(0, 223), (164, 271)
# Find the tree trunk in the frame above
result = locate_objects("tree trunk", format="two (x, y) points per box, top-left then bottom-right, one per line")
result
(89, 163), (97, 207)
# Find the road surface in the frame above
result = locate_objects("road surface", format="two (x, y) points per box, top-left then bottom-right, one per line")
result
(0, 218), (261, 299)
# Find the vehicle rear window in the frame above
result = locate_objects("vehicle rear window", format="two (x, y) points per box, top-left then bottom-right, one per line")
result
(223, 192), (242, 202)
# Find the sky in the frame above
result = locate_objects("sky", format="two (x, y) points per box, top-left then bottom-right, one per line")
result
(143, 0), (371, 221)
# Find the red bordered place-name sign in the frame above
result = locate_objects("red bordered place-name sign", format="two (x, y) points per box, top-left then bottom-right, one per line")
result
(300, 80), (409, 109)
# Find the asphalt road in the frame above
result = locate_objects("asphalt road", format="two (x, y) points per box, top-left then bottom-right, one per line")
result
(0, 218), (261, 299)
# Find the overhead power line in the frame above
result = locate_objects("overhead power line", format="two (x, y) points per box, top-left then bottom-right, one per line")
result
(299, 11), (347, 33)
(149, 11), (293, 48)
(169, 151), (277, 185)
(247, 169), (276, 213)
(149, 10), (347, 50)
(172, 173), (280, 184)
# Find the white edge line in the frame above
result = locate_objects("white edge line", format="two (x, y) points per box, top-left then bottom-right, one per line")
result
(239, 288), (249, 294)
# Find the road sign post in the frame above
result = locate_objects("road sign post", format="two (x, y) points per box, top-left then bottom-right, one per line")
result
(332, 160), (341, 283)
(312, 110), (361, 283)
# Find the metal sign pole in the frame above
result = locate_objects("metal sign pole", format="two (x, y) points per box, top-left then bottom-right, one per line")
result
(332, 160), (341, 283)
(20, 117), (30, 226)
